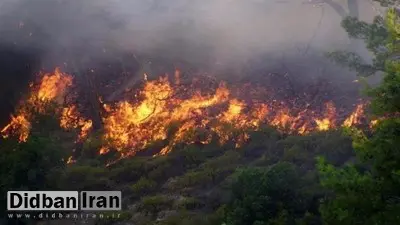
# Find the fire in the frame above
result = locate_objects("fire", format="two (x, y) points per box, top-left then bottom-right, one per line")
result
(369, 119), (379, 128)
(101, 75), (373, 156)
(1, 68), (83, 142)
(66, 156), (76, 164)
(60, 105), (93, 141)
(315, 102), (337, 131)
(2, 68), (377, 162)
(102, 78), (230, 154)
(99, 146), (110, 155)
(36, 68), (73, 103)
(343, 104), (365, 127)
(1, 114), (31, 142)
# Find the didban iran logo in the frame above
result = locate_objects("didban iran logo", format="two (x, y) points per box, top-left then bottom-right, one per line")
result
(7, 191), (121, 211)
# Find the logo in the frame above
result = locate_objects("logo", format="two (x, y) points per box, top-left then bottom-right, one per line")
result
(7, 191), (121, 211)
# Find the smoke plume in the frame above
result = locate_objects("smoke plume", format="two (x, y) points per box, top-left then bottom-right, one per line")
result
(0, 0), (381, 125)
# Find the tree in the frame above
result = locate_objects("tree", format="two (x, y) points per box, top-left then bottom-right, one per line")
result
(327, 2), (399, 76)
(318, 8), (400, 225)
(373, 0), (399, 7)
(0, 112), (68, 224)
(0, 135), (66, 225)
(224, 163), (317, 225)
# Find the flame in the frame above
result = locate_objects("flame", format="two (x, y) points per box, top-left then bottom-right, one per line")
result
(1, 114), (31, 142)
(369, 119), (379, 128)
(343, 104), (365, 127)
(66, 156), (76, 164)
(2, 68), (376, 162)
(60, 105), (93, 141)
(36, 68), (73, 103)
(99, 146), (110, 155)
(315, 102), (336, 131)
(1, 68), (76, 142)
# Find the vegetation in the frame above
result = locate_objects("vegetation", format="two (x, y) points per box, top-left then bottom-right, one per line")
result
(0, 3), (399, 225)
(317, 7), (400, 225)
(328, 2), (399, 77)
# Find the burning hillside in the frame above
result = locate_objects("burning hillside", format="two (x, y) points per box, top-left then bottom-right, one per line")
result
(1, 68), (373, 163)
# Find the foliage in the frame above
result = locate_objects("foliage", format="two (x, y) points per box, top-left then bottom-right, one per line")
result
(318, 8), (400, 225)
(170, 151), (242, 190)
(279, 131), (354, 168)
(59, 165), (113, 190)
(373, 0), (399, 7)
(327, 6), (399, 77)
(173, 197), (204, 210)
(130, 177), (157, 196)
(223, 162), (314, 225)
(0, 135), (65, 223)
(158, 211), (210, 225)
(139, 195), (173, 217)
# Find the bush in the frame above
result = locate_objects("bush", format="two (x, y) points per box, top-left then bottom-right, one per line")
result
(109, 157), (148, 182)
(60, 165), (113, 190)
(130, 177), (157, 196)
(139, 195), (173, 217)
(172, 170), (215, 189)
(224, 162), (310, 225)
(158, 211), (210, 225)
(174, 197), (203, 210)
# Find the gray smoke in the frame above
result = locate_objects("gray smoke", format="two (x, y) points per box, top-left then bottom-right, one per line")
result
(0, 0), (381, 77)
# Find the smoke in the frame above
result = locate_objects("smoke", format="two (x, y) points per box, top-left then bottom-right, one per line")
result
(0, 0), (382, 106)
(0, 0), (383, 128)
(0, 0), (379, 67)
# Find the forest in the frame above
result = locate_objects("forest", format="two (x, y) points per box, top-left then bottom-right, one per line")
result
(0, 0), (399, 225)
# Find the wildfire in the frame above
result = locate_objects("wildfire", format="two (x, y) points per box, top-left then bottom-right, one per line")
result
(343, 104), (365, 127)
(1, 68), (89, 142)
(101, 75), (369, 156)
(60, 105), (93, 141)
(1, 114), (31, 142)
(315, 102), (337, 131)
(36, 68), (73, 103)
(2, 68), (375, 161)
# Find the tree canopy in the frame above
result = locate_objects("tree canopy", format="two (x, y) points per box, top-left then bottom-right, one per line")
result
(318, 7), (400, 225)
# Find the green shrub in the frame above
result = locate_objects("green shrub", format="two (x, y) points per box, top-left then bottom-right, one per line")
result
(139, 195), (173, 216)
(130, 177), (157, 195)
(174, 197), (203, 210)
(60, 165), (113, 190)
(158, 211), (209, 225)
(109, 157), (148, 182)
(172, 170), (214, 189)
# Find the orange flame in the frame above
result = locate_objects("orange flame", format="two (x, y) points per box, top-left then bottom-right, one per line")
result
(1, 114), (31, 142)
(2, 68), (375, 162)
(1, 68), (75, 142)
(315, 102), (336, 131)
(36, 68), (73, 103)
(60, 105), (93, 141)
(343, 104), (365, 127)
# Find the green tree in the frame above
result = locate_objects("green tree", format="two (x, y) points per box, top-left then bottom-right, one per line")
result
(327, 3), (399, 76)
(318, 8), (400, 225)
(0, 135), (66, 224)
(224, 162), (315, 225)
(373, 0), (399, 7)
